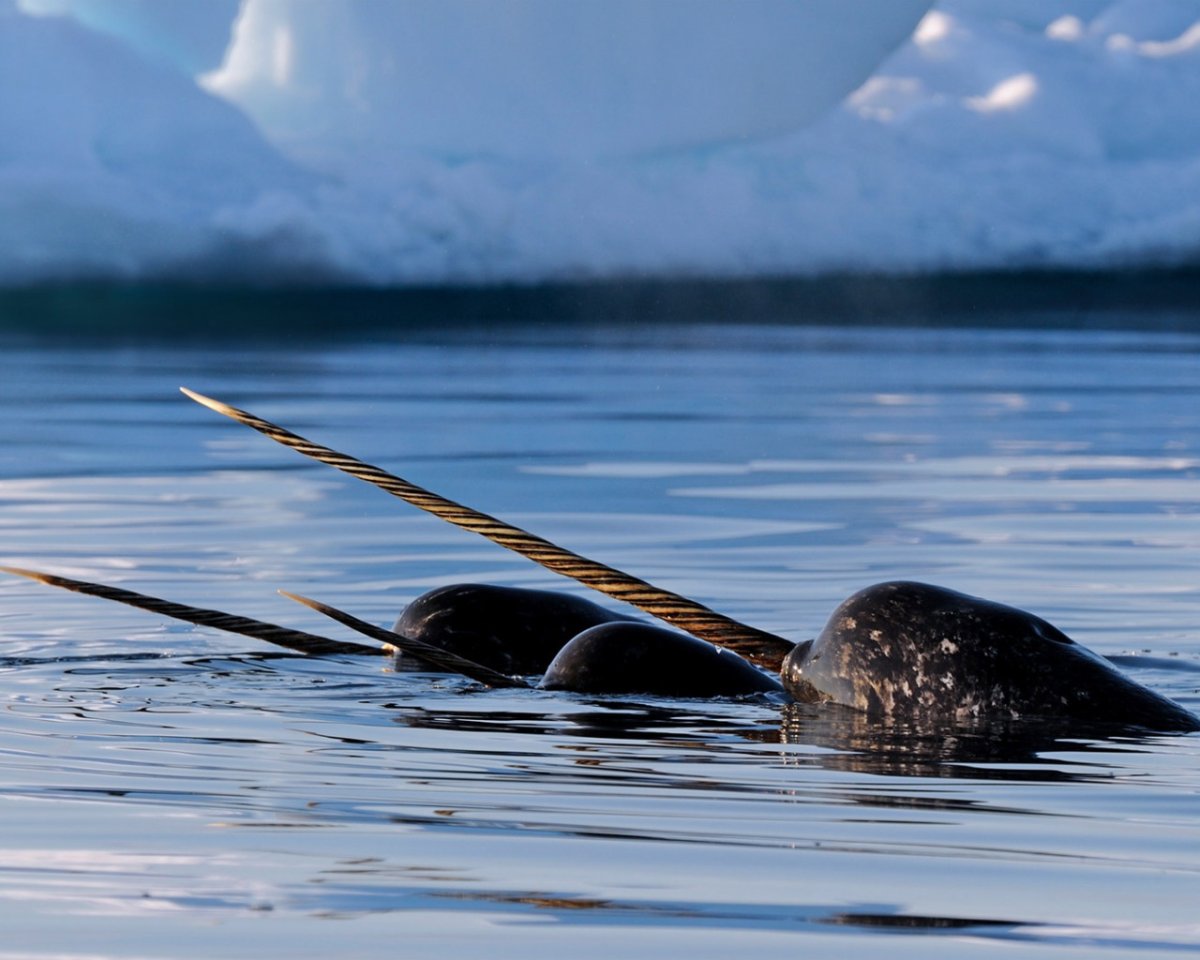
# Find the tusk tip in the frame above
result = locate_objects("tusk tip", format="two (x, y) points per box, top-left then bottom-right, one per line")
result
(0, 565), (49, 583)
(180, 387), (235, 417)
(278, 589), (318, 610)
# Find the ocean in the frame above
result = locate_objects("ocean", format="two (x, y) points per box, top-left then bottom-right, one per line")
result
(1, 287), (1198, 958)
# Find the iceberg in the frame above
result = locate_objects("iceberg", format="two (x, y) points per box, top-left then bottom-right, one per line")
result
(2, 0), (1199, 286)
(0, 3), (312, 282)
(17, 0), (239, 73)
(204, 0), (929, 160)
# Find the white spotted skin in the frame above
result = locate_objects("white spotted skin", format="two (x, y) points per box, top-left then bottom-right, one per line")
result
(781, 581), (1199, 732)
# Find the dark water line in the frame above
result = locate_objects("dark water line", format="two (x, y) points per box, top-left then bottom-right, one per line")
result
(5, 269), (1200, 343)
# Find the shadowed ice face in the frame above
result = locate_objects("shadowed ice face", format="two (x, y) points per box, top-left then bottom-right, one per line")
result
(781, 581), (1199, 732)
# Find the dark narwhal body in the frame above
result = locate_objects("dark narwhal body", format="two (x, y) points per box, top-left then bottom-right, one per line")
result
(392, 584), (783, 696)
(542, 622), (785, 697)
(782, 581), (1199, 731)
(394, 580), (1198, 732)
(394, 583), (638, 674)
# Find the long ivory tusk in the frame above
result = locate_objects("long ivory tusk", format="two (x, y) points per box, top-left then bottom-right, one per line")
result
(1, 565), (382, 658)
(181, 387), (794, 670)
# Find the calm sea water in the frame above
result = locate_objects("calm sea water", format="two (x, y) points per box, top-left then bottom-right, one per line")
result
(1, 307), (1199, 959)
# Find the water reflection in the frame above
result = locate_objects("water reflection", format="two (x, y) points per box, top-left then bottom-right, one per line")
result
(390, 694), (1162, 786)
(774, 703), (1160, 782)
(413, 888), (1029, 937)
(4, 646), (1177, 800)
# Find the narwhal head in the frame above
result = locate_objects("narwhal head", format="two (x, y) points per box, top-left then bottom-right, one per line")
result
(781, 581), (1199, 732)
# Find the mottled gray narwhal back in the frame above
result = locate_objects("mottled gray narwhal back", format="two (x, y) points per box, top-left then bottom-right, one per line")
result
(781, 581), (1199, 731)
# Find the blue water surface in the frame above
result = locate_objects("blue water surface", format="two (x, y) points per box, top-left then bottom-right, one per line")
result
(1, 306), (1199, 959)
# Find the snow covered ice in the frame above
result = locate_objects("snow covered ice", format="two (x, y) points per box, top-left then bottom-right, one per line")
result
(2, 0), (1199, 285)
(204, 0), (926, 160)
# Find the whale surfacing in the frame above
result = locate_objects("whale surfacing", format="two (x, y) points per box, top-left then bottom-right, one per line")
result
(9, 389), (1199, 737)
(781, 581), (1199, 731)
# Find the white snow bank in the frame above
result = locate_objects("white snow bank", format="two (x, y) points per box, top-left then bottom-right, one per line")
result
(18, 0), (238, 73)
(0, 4), (318, 282)
(812, 0), (1200, 273)
(2, 0), (1199, 286)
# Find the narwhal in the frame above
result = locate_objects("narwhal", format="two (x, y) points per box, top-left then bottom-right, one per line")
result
(3, 389), (1196, 734)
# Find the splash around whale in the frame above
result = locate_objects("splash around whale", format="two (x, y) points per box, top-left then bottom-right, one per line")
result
(4, 389), (1197, 735)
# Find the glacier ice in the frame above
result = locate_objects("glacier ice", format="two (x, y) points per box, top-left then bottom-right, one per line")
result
(17, 0), (239, 73)
(204, 0), (929, 160)
(0, 4), (311, 282)
(2, 0), (1199, 285)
